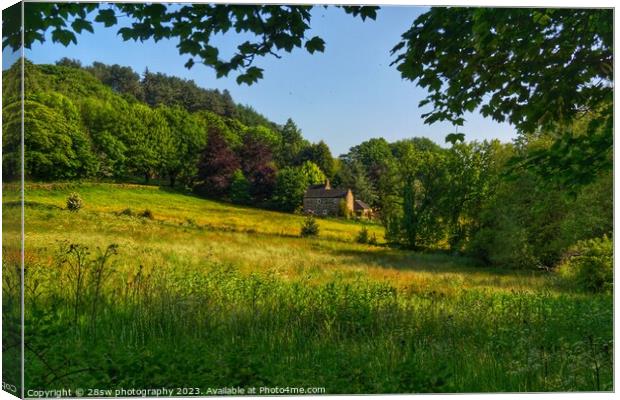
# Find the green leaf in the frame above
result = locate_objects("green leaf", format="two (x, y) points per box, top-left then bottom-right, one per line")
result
(94, 9), (118, 28)
(178, 39), (201, 55)
(117, 27), (135, 41)
(51, 28), (77, 46)
(199, 45), (219, 64)
(304, 36), (325, 54)
(71, 18), (93, 34)
(236, 66), (263, 85)
(445, 133), (465, 145)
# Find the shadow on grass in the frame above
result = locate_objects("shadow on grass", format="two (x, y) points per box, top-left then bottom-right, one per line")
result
(320, 244), (547, 279)
(4, 200), (63, 210)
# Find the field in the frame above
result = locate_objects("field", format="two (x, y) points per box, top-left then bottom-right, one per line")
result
(2, 183), (613, 393)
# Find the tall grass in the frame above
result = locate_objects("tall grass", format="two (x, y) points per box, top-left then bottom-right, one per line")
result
(20, 253), (612, 392)
(2, 183), (613, 393)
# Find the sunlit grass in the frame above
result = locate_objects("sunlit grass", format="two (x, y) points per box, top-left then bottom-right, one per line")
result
(2, 182), (612, 393)
(5, 182), (554, 293)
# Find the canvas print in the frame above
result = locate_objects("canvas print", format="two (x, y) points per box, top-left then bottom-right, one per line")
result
(1, 1), (614, 397)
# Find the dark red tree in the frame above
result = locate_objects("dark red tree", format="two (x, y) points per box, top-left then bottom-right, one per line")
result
(239, 135), (277, 201)
(194, 128), (240, 197)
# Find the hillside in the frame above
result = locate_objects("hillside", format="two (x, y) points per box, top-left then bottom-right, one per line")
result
(2, 182), (612, 392)
(7, 182), (555, 291)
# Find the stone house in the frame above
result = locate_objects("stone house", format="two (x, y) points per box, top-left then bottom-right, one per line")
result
(303, 181), (354, 216)
(354, 199), (373, 218)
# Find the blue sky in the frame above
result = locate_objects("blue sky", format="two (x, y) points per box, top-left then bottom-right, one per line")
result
(9, 4), (517, 155)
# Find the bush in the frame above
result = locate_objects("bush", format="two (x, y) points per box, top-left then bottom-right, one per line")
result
(300, 215), (319, 237)
(66, 192), (83, 212)
(557, 236), (612, 293)
(139, 209), (154, 220)
(357, 226), (369, 244)
(369, 233), (378, 246)
(117, 208), (134, 217)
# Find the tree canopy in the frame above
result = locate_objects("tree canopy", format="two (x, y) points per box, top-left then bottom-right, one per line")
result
(3, 3), (377, 84)
(391, 7), (613, 186)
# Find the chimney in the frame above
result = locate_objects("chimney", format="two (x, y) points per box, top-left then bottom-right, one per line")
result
(325, 179), (331, 190)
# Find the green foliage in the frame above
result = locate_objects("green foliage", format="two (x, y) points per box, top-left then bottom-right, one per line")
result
(66, 192), (84, 212)
(340, 138), (398, 210)
(356, 226), (370, 244)
(272, 162), (325, 212)
(299, 161), (326, 185)
(466, 135), (612, 269)
(297, 141), (335, 178)
(78, 97), (130, 178)
(466, 163), (564, 269)
(4, 183), (613, 392)
(56, 57), (83, 68)
(235, 104), (278, 131)
(141, 69), (236, 116)
(229, 169), (251, 205)
(335, 159), (377, 207)
(1, 60), (286, 187)
(3, 92), (97, 180)
(392, 8), (612, 186)
(393, 8), (612, 132)
(398, 144), (447, 249)
(442, 140), (504, 252)
(508, 106), (613, 188)
(300, 215), (319, 237)
(445, 133), (465, 145)
(243, 125), (282, 155)
(7, 4), (378, 84)
(558, 172), (613, 248)
(156, 106), (207, 187)
(272, 167), (307, 212)
(277, 118), (309, 166)
(558, 236), (613, 293)
(86, 61), (144, 100)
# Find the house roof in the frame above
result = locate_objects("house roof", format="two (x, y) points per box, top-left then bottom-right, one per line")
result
(354, 199), (371, 210)
(307, 184), (326, 190)
(304, 187), (350, 199)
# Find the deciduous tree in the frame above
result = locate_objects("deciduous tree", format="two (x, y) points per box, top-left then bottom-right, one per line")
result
(195, 128), (240, 197)
(391, 8), (613, 186)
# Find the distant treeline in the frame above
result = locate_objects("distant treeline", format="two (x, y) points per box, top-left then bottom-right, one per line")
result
(2, 59), (335, 205)
(1, 59), (612, 271)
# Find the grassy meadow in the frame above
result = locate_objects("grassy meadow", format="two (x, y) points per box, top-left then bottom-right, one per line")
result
(2, 182), (613, 393)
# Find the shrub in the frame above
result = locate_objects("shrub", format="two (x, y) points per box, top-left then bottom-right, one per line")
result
(369, 233), (378, 246)
(357, 226), (369, 244)
(139, 209), (154, 220)
(117, 208), (134, 217)
(66, 192), (83, 212)
(300, 215), (319, 237)
(557, 236), (612, 293)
